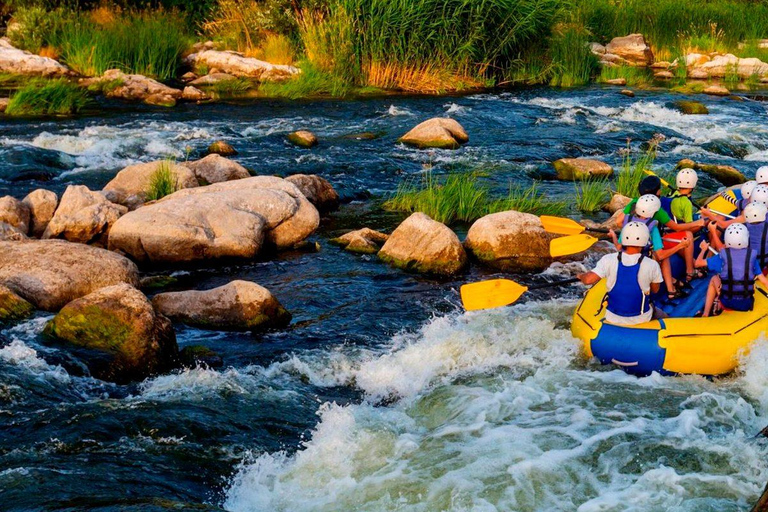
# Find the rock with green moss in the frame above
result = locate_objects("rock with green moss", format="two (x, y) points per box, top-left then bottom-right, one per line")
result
(207, 140), (238, 156)
(151, 280), (291, 331)
(0, 284), (33, 323)
(674, 100), (709, 115)
(553, 158), (613, 181)
(399, 118), (469, 150)
(676, 159), (746, 186)
(144, 93), (177, 107)
(44, 283), (177, 383)
(379, 213), (467, 275)
(464, 210), (557, 272)
(287, 130), (318, 148)
(179, 345), (223, 368)
(331, 228), (388, 254)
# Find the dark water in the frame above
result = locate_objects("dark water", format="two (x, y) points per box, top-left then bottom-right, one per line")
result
(2, 86), (768, 511)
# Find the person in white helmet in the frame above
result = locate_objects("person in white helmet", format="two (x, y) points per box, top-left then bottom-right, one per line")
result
(617, 194), (691, 300)
(670, 168), (698, 224)
(578, 222), (663, 326)
(695, 223), (768, 316)
(757, 166), (768, 185)
(705, 184), (768, 230)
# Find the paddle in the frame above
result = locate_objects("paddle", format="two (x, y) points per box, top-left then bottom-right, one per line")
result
(550, 234), (600, 257)
(461, 277), (581, 311)
(540, 215), (610, 236)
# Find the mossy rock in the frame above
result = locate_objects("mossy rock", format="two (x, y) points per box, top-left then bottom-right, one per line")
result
(0, 285), (33, 324)
(287, 130), (318, 148)
(674, 100), (709, 115)
(139, 274), (179, 290)
(179, 345), (223, 369)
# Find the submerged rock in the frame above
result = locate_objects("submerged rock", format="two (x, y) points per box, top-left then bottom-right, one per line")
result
(44, 284), (178, 383)
(553, 158), (613, 180)
(184, 50), (299, 81)
(704, 85), (730, 96)
(464, 210), (556, 272)
(152, 280), (291, 331)
(185, 154), (250, 185)
(285, 174), (339, 212)
(674, 100), (708, 115)
(108, 177), (319, 263)
(331, 228), (388, 254)
(0, 240), (139, 310)
(0, 37), (71, 76)
(43, 185), (126, 245)
(0, 284), (33, 323)
(379, 213), (467, 275)
(287, 130), (318, 148)
(604, 78), (627, 86)
(207, 140), (238, 156)
(102, 160), (198, 209)
(179, 345), (223, 369)
(399, 118), (469, 150)
(22, 189), (58, 237)
(0, 195), (30, 234)
(144, 93), (177, 107)
(620, 89), (635, 97)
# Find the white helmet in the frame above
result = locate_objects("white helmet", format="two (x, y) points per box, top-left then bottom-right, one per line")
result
(756, 166), (768, 184)
(676, 168), (698, 189)
(621, 221), (651, 248)
(744, 202), (768, 223)
(724, 223), (750, 249)
(635, 194), (661, 218)
(741, 180), (757, 200)
(751, 184), (768, 206)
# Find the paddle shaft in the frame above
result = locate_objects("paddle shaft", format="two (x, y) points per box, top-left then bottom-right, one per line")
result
(526, 277), (581, 291)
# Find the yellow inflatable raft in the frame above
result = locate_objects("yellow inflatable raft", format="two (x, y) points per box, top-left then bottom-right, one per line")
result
(571, 278), (768, 376)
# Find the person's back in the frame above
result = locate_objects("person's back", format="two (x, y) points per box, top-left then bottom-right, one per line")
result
(744, 202), (768, 271)
(669, 169), (698, 223)
(717, 246), (758, 311)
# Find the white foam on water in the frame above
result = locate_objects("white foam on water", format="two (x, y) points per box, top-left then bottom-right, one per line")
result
(0, 340), (70, 383)
(224, 299), (768, 512)
(385, 105), (414, 117)
(444, 103), (469, 114)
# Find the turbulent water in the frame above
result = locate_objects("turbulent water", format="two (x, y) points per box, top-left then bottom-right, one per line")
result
(2, 87), (768, 511)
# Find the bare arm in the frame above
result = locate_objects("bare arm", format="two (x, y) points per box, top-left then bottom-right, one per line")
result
(665, 218), (705, 232)
(577, 271), (601, 286)
(708, 222), (724, 251)
(757, 274), (768, 289)
(695, 240), (711, 268)
(653, 236), (690, 260)
(650, 282), (661, 294)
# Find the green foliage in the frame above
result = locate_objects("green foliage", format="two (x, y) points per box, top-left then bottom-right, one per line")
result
(145, 160), (179, 201)
(86, 78), (125, 94)
(616, 137), (661, 197)
(208, 77), (254, 97)
(5, 79), (90, 116)
(259, 61), (350, 98)
(488, 182), (569, 217)
(7, 6), (70, 54)
(55, 10), (191, 80)
(549, 24), (598, 87)
(598, 65), (651, 87)
(574, 178), (610, 213)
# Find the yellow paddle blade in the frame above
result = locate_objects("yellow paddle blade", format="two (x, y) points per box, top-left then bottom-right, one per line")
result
(550, 234), (598, 257)
(644, 169), (669, 188)
(707, 195), (737, 216)
(460, 279), (528, 311)
(539, 215), (586, 235)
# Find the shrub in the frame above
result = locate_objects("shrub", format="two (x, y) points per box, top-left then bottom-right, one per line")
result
(574, 178), (610, 212)
(145, 160), (179, 201)
(7, 6), (70, 54)
(259, 60), (351, 98)
(549, 24), (598, 87)
(616, 137), (661, 197)
(487, 182), (569, 217)
(5, 79), (90, 116)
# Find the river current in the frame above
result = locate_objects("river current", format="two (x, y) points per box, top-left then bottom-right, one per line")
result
(2, 87), (768, 511)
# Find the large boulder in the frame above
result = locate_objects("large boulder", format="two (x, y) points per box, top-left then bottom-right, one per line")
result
(0, 196), (30, 234)
(693, 54), (768, 79)
(0, 240), (139, 310)
(379, 213), (467, 275)
(674, 100), (708, 115)
(44, 284), (178, 383)
(676, 159), (746, 186)
(0, 284), (33, 323)
(464, 210), (556, 272)
(22, 189), (58, 237)
(185, 154), (250, 185)
(184, 50), (299, 81)
(108, 177), (320, 263)
(102, 160), (198, 209)
(0, 37), (71, 76)
(604, 34), (654, 67)
(42, 185), (126, 245)
(82, 69), (182, 103)
(151, 280), (291, 331)
(605, 193), (632, 214)
(399, 118), (469, 150)
(285, 174), (339, 212)
(553, 158), (613, 180)
(331, 228), (388, 254)
(208, 140), (237, 156)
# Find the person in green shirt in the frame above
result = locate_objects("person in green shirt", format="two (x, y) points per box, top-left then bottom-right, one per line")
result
(669, 168), (697, 223)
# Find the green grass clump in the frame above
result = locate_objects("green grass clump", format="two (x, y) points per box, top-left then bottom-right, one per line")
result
(259, 61), (351, 98)
(599, 65), (651, 87)
(5, 79), (90, 116)
(575, 179), (610, 212)
(488, 182), (569, 217)
(549, 24), (598, 87)
(616, 138), (661, 197)
(209, 78), (254, 97)
(86, 78), (125, 95)
(7, 6), (69, 54)
(56, 10), (191, 80)
(145, 160), (179, 201)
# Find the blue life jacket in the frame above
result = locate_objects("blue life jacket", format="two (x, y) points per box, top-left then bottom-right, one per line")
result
(737, 198), (749, 215)
(622, 215), (658, 254)
(719, 247), (757, 302)
(607, 252), (651, 317)
(660, 196), (675, 222)
(746, 222), (768, 269)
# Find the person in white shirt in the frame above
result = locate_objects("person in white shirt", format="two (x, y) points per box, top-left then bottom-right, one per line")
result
(577, 222), (664, 326)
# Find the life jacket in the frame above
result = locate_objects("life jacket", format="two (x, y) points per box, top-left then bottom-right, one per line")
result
(719, 247), (757, 302)
(606, 252), (651, 317)
(746, 222), (768, 269)
(622, 215), (658, 254)
(736, 197), (749, 215)
(659, 196), (675, 223)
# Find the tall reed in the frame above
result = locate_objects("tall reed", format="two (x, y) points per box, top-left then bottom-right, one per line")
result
(5, 79), (90, 116)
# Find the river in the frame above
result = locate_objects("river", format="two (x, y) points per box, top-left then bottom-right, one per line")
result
(2, 86), (768, 511)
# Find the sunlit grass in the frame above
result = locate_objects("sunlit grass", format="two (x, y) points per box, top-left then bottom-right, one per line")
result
(145, 160), (179, 201)
(5, 79), (90, 116)
(616, 138), (661, 197)
(575, 178), (610, 212)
